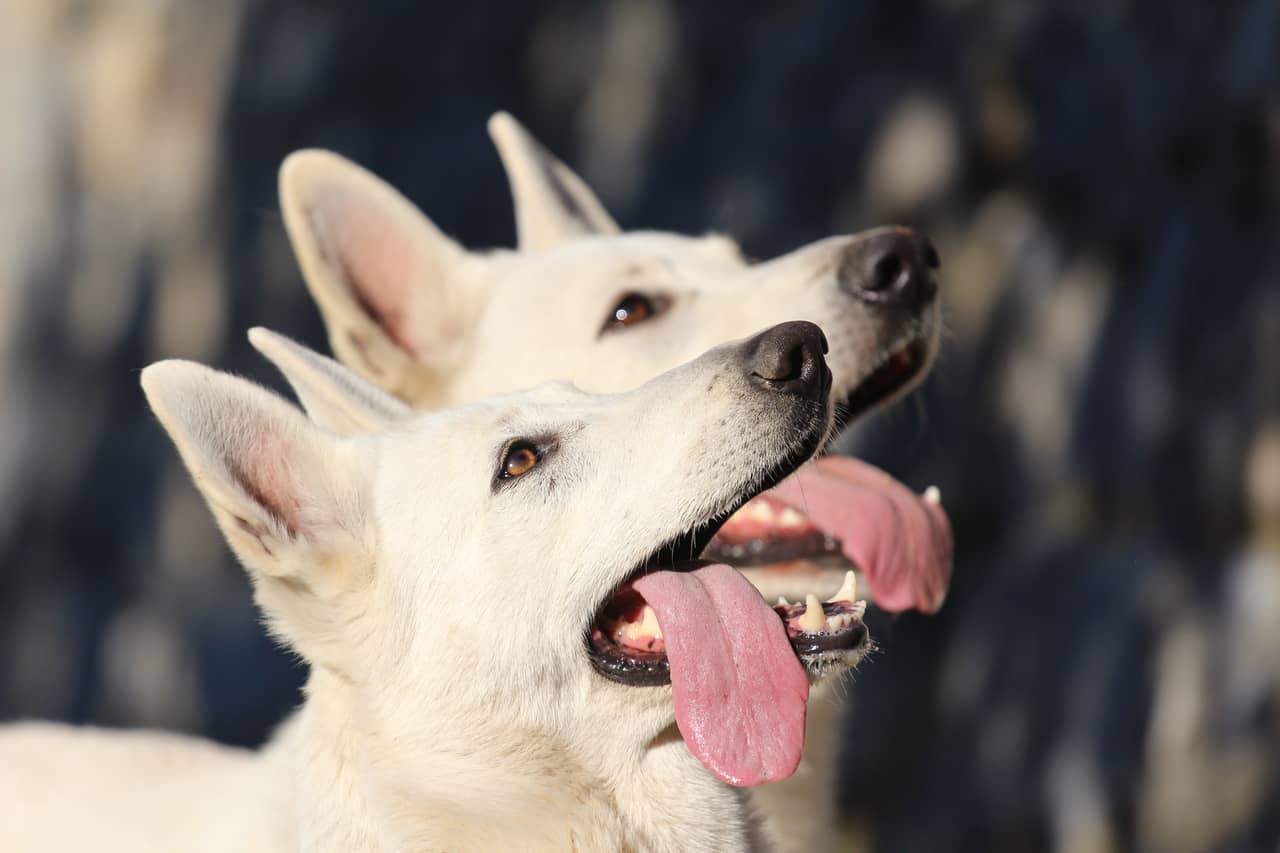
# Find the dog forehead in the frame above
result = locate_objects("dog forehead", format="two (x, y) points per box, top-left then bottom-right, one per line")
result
(423, 381), (598, 438)
(603, 231), (746, 269)
(370, 387), (609, 519)
(508, 379), (587, 406)
(491, 231), (747, 292)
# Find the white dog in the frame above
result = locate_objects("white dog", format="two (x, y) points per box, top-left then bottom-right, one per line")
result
(0, 322), (871, 852)
(277, 113), (954, 849)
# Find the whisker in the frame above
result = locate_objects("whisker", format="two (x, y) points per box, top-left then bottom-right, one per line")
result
(796, 476), (813, 521)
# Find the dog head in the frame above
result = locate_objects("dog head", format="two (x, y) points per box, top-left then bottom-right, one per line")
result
(142, 323), (869, 806)
(279, 112), (940, 424)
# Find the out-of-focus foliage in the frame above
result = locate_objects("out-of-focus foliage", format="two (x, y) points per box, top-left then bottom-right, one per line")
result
(0, 2), (1277, 851)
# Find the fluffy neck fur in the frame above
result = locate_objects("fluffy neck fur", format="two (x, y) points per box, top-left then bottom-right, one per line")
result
(280, 668), (770, 852)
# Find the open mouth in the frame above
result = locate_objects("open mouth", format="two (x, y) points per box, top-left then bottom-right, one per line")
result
(581, 401), (861, 787)
(588, 567), (868, 687)
(839, 335), (931, 421)
(585, 406), (870, 690)
(574, 341), (949, 787)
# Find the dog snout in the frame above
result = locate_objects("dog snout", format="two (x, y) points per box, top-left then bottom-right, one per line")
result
(744, 320), (830, 402)
(838, 227), (940, 310)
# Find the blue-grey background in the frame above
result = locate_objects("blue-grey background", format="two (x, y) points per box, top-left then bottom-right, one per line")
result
(1, 2), (1278, 851)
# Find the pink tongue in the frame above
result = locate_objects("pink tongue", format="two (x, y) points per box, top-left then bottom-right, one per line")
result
(632, 562), (808, 787)
(768, 457), (954, 613)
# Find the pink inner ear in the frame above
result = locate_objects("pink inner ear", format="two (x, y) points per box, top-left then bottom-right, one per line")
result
(228, 429), (307, 539)
(319, 190), (425, 357)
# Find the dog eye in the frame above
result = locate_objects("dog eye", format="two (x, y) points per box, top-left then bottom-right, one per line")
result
(601, 292), (671, 334)
(499, 441), (541, 480)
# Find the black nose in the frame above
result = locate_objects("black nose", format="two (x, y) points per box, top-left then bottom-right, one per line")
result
(744, 320), (830, 402)
(839, 227), (940, 310)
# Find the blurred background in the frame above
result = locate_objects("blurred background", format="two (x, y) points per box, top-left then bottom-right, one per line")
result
(1, 1), (1277, 850)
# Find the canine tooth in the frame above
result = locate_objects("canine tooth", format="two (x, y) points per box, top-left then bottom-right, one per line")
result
(827, 570), (857, 603)
(777, 596), (790, 606)
(830, 614), (851, 630)
(778, 507), (807, 529)
(923, 485), (941, 505)
(798, 594), (825, 633)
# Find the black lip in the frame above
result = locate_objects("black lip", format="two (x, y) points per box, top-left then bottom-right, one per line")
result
(587, 394), (832, 687)
(587, 630), (671, 686)
(789, 623), (870, 658)
(838, 336), (929, 420)
(774, 599), (869, 657)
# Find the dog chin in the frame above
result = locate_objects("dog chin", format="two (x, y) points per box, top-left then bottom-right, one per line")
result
(590, 677), (677, 730)
(802, 643), (873, 686)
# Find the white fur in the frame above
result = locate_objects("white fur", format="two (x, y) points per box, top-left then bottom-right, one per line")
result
(1, 331), (843, 852)
(277, 113), (943, 853)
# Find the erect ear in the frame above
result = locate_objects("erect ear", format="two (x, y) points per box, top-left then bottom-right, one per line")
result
(279, 149), (469, 402)
(248, 327), (413, 437)
(487, 111), (619, 252)
(141, 360), (370, 603)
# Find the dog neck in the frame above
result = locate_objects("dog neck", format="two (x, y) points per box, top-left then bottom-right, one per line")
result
(280, 668), (766, 852)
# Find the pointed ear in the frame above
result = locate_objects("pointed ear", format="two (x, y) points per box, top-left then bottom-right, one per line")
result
(487, 111), (619, 252)
(248, 327), (413, 437)
(141, 360), (370, 600)
(279, 149), (469, 400)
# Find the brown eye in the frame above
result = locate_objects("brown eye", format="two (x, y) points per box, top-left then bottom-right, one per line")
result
(602, 292), (670, 334)
(500, 442), (540, 479)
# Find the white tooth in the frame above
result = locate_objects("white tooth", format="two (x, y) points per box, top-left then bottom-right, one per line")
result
(850, 600), (868, 620)
(618, 606), (663, 643)
(639, 605), (663, 640)
(923, 485), (941, 505)
(827, 570), (858, 603)
(777, 596), (790, 606)
(830, 614), (851, 630)
(744, 500), (777, 524)
(778, 507), (807, 529)
(798, 594), (825, 633)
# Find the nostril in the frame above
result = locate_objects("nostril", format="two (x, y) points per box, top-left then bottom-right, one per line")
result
(923, 241), (940, 270)
(780, 344), (806, 383)
(871, 254), (903, 292)
(752, 342), (806, 384)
